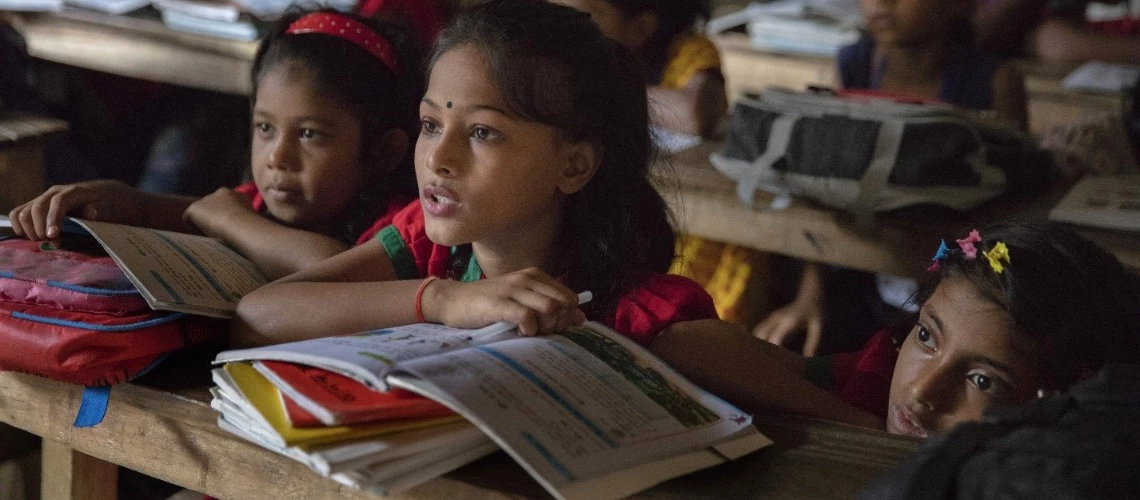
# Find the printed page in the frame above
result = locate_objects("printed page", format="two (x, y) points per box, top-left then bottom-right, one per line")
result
(215, 321), (519, 390)
(1048, 174), (1140, 232)
(70, 219), (267, 317)
(389, 322), (758, 500)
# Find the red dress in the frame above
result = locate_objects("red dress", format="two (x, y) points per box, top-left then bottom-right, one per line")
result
(231, 182), (412, 245)
(375, 200), (719, 346)
(804, 330), (898, 420)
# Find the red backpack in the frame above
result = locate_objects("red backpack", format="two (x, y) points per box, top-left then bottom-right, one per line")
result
(0, 234), (222, 416)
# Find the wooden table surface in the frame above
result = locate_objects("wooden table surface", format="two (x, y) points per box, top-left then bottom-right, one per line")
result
(712, 33), (1127, 139)
(661, 141), (1140, 278)
(3, 9), (257, 95)
(0, 349), (920, 499)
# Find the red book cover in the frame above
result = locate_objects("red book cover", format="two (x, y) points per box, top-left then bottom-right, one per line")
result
(256, 360), (453, 428)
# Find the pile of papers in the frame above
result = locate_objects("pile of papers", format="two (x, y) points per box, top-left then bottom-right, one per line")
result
(707, 0), (862, 56)
(153, 0), (261, 41)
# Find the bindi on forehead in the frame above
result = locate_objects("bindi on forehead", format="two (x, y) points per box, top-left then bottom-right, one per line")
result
(447, 101), (453, 109)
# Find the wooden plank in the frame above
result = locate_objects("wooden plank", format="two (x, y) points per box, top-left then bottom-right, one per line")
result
(5, 12), (254, 95)
(0, 369), (920, 499)
(713, 34), (1128, 138)
(41, 439), (118, 500)
(660, 142), (1140, 276)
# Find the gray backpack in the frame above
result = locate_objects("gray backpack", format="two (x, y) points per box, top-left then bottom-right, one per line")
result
(711, 89), (1046, 225)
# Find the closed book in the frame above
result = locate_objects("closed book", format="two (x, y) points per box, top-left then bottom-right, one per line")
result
(216, 362), (460, 448)
(256, 360), (453, 427)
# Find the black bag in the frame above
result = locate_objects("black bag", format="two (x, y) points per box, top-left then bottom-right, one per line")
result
(860, 364), (1140, 500)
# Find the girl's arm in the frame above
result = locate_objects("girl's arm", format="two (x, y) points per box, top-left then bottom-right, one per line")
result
(652, 319), (883, 429)
(648, 70), (728, 138)
(231, 239), (416, 347)
(8, 180), (196, 241)
(184, 188), (348, 280)
(231, 240), (585, 347)
(991, 61), (1029, 131)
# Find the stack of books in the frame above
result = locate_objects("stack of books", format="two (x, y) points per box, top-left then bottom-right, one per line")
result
(211, 320), (771, 499)
(211, 360), (494, 494)
(153, 0), (260, 41)
(707, 0), (862, 56)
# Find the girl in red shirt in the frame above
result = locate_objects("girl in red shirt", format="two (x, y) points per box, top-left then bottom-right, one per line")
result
(8, 9), (424, 280)
(233, 0), (718, 348)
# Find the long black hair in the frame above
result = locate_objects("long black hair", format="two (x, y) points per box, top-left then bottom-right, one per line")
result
(600, 0), (710, 81)
(915, 221), (1140, 386)
(251, 8), (423, 244)
(429, 0), (676, 318)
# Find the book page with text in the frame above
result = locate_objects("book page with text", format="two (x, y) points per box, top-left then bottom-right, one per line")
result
(215, 321), (519, 390)
(389, 322), (757, 500)
(70, 219), (267, 317)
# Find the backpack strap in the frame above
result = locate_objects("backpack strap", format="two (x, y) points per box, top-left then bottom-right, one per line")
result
(849, 119), (905, 228)
(74, 386), (112, 428)
(72, 352), (173, 428)
(736, 113), (800, 206)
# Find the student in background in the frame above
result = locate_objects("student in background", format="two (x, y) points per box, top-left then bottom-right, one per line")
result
(755, 0), (1029, 356)
(8, 9), (424, 280)
(974, 0), (1140, 64)
(840, 0), (1028, 126)
(232, 0), (718, 348)
(551, 0), (727, 138)
(654, 222), (1140, 436)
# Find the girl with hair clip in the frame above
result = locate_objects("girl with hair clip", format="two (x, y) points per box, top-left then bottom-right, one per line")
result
(231, 0), (718, 348)
(7, 8), (425, 280)
(652, 221), (1140, 437)
(551, 0), (726, 138)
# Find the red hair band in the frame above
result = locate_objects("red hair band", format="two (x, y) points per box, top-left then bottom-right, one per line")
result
(286, 12), (398, 74)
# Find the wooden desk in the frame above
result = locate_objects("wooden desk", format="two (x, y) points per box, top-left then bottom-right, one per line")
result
(2, 9), (257, 95)
(713, 34), (1127, 138)
(661, 141), (1140, 278)
(0, 366), (919, 499)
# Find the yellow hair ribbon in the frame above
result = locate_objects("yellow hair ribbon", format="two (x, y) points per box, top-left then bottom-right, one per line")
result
(984, 241), (1011, 274)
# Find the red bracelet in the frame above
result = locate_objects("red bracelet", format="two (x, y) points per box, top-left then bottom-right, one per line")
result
(414, 276), (440, 323)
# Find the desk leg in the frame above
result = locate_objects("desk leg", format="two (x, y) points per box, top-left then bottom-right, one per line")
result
(41, 439), (118, 500)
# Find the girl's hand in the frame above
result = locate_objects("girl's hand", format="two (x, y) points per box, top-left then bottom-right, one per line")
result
(753, 296), (825, 357)
(184, 187), (256, 238)
(423, 268), (586, 335)
(8, 180), (138, 242)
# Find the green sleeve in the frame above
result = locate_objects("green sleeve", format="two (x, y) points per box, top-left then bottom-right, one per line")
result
(376, 225), (419, 280)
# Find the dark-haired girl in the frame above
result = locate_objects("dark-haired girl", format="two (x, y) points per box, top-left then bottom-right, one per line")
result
(9, 9), (425, 280)
(652, 221), (1140, 436)
(232, 0), (718, 348)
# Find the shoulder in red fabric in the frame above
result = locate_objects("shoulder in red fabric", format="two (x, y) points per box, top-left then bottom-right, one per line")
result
(232, 182), (265, 213)
(355, 195), (417, 245)
(830, 330), (898, 420)
(607, 274), (718, 348)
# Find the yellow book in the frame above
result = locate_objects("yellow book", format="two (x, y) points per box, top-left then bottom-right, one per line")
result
(222, 362), (460, 448)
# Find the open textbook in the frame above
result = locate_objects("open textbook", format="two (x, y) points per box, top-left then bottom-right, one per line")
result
(0, 216), (266, 317)
(215, 320), (771, 500)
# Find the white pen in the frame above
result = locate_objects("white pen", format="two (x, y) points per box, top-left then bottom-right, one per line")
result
(471, 290), (592, 337)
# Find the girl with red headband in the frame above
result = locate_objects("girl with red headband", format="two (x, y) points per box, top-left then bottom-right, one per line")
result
(651, 221), (1140, 437)
(8, 9), (424, 280)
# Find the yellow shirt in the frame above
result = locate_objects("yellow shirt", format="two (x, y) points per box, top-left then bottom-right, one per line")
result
(660, 33), (722, 90)
(662, 34), (765, 327)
